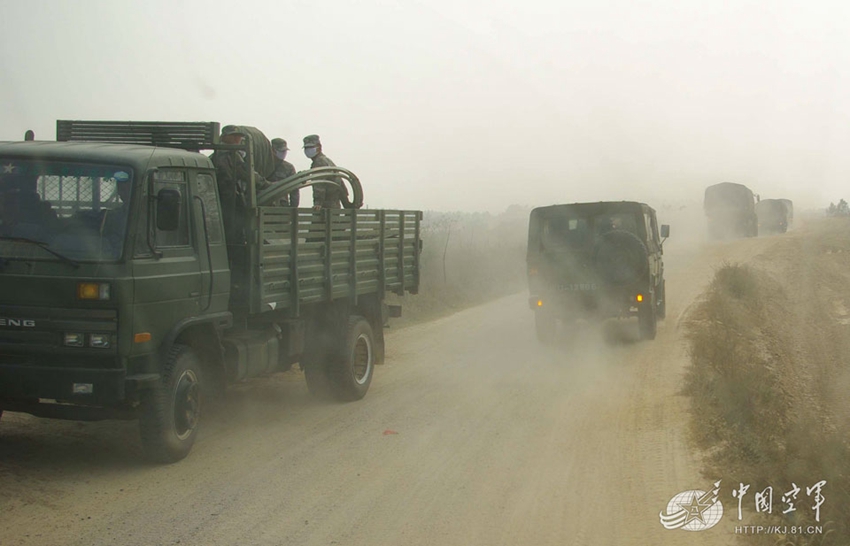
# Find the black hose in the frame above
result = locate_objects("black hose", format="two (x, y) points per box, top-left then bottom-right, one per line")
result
(256, 167), (364, 209)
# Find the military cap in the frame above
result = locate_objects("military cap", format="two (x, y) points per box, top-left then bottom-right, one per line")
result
(303, 134), (321, 147)
(271, 138), (289, 151)
(221, 125), (243, 136)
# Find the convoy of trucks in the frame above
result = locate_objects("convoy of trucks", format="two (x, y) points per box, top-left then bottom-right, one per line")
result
(703, 182), (793, 239)
(0, 120), (802, 463)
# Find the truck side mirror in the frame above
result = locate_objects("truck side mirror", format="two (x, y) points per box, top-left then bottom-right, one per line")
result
(660, 224), (670, 239)
(156, 189), (181, 231)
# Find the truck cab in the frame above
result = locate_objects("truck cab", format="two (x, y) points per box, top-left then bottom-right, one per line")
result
(0, 121), (422, 462)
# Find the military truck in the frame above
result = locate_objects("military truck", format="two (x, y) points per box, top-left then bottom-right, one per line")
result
(756, 198), (789, 234)
(527, 201), (669, 342)
(0, 121), (422, 462)
(703, 182), (758, 239)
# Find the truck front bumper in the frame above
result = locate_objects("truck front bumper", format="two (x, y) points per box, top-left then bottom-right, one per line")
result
(0, 364), (158, 407)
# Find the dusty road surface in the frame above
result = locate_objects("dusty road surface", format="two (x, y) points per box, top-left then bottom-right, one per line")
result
(0, 226), (794, 546)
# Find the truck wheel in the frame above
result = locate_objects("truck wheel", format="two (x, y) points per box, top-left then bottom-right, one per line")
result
(638, 293), (657, 340)
(534, 311), (556, 344)
(327, 316), (375, 402)
(656, 280), (666, 320)
(139, 344), (204, 463)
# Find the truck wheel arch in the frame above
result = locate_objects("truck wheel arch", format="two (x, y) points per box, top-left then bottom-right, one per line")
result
(160, 313), (231, 394)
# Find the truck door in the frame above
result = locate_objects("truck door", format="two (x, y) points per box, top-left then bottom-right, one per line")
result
(133, 169), (203, 326)
(189, 171), (229, 312)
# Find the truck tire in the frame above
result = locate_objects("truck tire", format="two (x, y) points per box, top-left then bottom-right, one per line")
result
(593, 230), (649, 286)
(139, 344), (204, 463)
(638, 292), (657, 340)
(327, 316), (375, 402)
(656, 280), (666, 320)
(534, 311), (556, 344)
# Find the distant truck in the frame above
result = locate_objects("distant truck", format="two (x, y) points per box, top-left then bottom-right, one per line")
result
(527, 201), (669, 342)
(0, 121), (422, 462)
(756, 198), (789, 234)
(703, 182), (758, 239)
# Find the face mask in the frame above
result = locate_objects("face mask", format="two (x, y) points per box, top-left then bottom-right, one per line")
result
(305, 147), (318, 159)
(275, 150), (287, 160)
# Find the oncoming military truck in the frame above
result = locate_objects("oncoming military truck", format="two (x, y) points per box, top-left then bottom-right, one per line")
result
(703, 182), (758, 239)
(0, 121), (422, 462)
(527, 201), (669, 343)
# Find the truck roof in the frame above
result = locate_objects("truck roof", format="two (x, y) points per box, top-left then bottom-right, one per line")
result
(704, 182), (754, 195)
(0, 141), (214, 171)
(531, 201), (655, 215)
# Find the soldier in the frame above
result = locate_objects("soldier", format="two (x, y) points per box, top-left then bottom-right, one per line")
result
(303, 134), (348, 210)
(210, 125), (252, 244)
(211, 125), (273, 242)
(269, 138), (300, 207)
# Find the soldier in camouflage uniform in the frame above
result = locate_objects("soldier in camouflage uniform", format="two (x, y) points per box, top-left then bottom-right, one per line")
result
(210, 125), (275, 308)
(268, 138), (300, 207)
(303, 134), (348, 210)
(211, 125), (249, 244)
(211, 125), (273, 242)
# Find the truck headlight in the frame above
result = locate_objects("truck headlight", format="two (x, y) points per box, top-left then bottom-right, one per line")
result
(64, 333), (85, 347)
(89, 334), (111, 349)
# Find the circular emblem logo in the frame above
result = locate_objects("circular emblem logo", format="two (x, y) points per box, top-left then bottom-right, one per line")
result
(660, 483), (724, 531)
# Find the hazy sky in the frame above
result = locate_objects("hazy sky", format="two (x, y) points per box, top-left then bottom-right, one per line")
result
(2, 0), (848, 212)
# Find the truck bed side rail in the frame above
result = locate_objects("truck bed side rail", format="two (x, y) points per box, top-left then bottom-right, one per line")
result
(254, 208), (422, 315)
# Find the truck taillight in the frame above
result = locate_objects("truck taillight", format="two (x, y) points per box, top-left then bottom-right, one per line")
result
(77, 282), (111, 300)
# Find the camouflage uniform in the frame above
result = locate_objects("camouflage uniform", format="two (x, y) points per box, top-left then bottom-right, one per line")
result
(210, 125), (273, 244)
(268, 138), (300, 207)
(304, 134), (347, 209)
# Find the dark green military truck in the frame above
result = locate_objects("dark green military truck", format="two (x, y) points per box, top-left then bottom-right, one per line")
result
(527, 201), (668, 343)
(704, 182), (758, 239)
(0, 121), (421, 462)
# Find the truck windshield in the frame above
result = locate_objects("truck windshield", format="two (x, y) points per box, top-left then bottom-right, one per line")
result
(541, 211), (639, 248)
(0, 159), (133, 262)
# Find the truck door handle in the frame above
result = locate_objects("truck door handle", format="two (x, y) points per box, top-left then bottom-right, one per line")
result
(189, 291), (200, 297)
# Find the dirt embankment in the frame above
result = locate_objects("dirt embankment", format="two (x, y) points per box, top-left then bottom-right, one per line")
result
(683, 218), (850, 544)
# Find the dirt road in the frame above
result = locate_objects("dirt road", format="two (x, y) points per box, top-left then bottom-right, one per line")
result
(0, 229), (791, 546)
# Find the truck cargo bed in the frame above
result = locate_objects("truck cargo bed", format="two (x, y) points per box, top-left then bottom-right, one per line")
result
(252, 208), (421, 315)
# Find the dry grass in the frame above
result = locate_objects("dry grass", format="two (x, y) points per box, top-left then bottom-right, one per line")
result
(683, 222), (850, 545)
